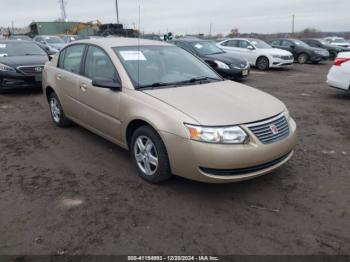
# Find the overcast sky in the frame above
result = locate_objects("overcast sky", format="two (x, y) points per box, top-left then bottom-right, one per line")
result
(1, 0), (349, 34)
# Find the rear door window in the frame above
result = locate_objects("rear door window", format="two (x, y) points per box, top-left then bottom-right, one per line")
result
(270, 40), (281, 46)
(238, 40), (250, 49)
(281, 40), (293, 47)
(62, 45), (86, 74)
(225, 40), (239, 47)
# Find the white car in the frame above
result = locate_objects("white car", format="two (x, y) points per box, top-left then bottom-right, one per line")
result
(324, 37), (350, 48)
(327, 52), (350, 92)
(217, 38), (294, 70)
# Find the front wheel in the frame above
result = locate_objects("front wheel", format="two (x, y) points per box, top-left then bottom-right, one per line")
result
(297, 53), (309, 64)
(131, 126), (172, 183)
(256, 57), (269, 70)
(329, 52), (337, 60)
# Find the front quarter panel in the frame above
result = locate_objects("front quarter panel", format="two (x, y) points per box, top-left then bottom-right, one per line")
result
(120, 88), (199, 148)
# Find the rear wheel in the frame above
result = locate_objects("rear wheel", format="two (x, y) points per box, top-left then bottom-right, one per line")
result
(49, 92), (72, 127)
(256, 57), (269, 70)
(131, 126), (172, 183)
(297, 53), (309, 64)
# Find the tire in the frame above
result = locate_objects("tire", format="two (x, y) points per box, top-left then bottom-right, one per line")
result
(48, 92), (72, 127)
(130, 125), (172, 183)
(256, 56), (269, 70)
(297, 53), (309, 64)
(329, 52), (337, 60)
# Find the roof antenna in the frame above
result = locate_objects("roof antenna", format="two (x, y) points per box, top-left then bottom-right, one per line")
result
(137, 0), (141, 88)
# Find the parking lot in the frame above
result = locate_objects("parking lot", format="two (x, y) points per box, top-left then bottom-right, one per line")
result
(0, 62), (349, 255)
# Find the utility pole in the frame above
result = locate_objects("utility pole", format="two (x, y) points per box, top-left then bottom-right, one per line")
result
(292, 14), (295, 35)
(116, 0), (120, 24)
(58, 0), (67, 21)
(209, 23), (212, 37)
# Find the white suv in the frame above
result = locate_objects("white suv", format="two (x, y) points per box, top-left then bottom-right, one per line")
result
(217, 38), (294, 70)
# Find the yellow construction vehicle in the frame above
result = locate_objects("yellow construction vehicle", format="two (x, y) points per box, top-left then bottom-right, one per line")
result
(67, 20), (102, 35)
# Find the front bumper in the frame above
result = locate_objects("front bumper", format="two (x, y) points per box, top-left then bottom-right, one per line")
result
(270, 58), (294, 68)
(0, 71), (42, 90)
(216, 66), (250, 79)
(160, 118), (297, 183)
(310, 54), (329, 62)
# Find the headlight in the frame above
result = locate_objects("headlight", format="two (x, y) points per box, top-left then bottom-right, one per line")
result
(214, 60), (230, 70)
(185, 124), (248, 144)
(0, 63), (16, 72)
(284, 108), (290, 121)
(272, 55), (283, 58)
(315, 50), (328, 56)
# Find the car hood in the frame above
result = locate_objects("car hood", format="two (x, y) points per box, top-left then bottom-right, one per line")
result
(204, 52), (248, 66)
(0, 55), (49, 67)
(143, 80), (286, 126)
(262, 48), (293, 56)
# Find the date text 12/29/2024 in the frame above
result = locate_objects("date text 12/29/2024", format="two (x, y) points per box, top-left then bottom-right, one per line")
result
(127, 256), (220, 261)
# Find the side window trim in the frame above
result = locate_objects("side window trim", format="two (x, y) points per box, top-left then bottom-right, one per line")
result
(58, 49), (66, 69)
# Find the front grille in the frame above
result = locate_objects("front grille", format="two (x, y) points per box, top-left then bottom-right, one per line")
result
(281, 55), (293, 60)
(17, 66), (44, 75)
(247, 113), (290, 144)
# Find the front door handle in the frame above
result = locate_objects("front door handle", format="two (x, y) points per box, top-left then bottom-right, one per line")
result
(56, 74), (62, 80)
(80, 83), (88, 92)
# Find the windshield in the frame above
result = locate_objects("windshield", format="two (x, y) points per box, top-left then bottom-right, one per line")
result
(0, 41), (47, 57)
(114, 46), (222, 89)
(250, 39), (272, 49)
(294, 40), (310, 47)
(190, 41), (224, 55)
(44, 36), (64, 44)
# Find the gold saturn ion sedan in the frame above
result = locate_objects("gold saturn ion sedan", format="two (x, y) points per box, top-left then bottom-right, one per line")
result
(43, 38), (297, 183)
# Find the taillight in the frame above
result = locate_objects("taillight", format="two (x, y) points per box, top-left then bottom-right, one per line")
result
(334, 57), (350, 66)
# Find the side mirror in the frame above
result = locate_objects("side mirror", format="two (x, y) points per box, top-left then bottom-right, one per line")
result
(92, 78), (121, 91)
(290, 45), (296, 49)
(40, 40), (46, 45)
(247, 45), (255, 50)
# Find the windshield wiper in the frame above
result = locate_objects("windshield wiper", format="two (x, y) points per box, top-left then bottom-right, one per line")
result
(138, 77), (221, 89)
(138, 82), (178, 89)
(181, 76), (222, 83)
(24, 54), (43, 56)
(210, 52), (225, 55)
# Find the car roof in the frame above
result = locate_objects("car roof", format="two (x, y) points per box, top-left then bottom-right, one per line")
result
(270, 38), (298, 41)
(175, 38), (205, 42)
(0, 40), (33, 43)
(72, 37), (173, 48)
(222, 38), (259, 41)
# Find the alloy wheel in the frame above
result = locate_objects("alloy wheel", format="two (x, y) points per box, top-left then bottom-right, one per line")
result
(50, 97), (61, 123)
(134, 136), (159, 176)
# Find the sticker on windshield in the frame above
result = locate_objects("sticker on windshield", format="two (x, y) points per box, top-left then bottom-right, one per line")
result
(0, 44), (6, 48)
(120, 51), (146, 61)
(194, 44), (203, 49)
